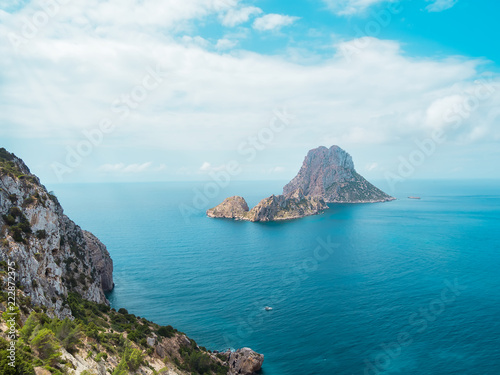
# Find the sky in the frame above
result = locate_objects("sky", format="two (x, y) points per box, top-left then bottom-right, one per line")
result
(0, 0), (499, 185)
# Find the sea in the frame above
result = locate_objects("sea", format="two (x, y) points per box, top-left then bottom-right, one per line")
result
(50, 179), (500, 375)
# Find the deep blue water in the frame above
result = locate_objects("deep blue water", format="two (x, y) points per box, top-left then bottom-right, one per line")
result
(50, 179), (500, 375)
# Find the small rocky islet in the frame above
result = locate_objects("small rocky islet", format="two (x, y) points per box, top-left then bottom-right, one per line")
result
(207, 145), (395, 222)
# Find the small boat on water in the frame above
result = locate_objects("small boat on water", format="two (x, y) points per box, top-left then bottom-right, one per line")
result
(265, 306), (273, 311)
(408, 197), (421, 200)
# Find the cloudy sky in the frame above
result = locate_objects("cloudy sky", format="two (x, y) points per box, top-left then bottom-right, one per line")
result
(1, 0), (499, 184)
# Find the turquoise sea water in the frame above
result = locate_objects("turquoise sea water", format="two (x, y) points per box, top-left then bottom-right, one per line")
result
(51, 180), (500, 375)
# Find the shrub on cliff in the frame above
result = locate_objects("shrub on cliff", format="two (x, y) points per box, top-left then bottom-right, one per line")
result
(112, 345), (144, 374)
(51, 318), (82, 353)
(0, 337), (36, 375)
(157, 325), (175, 338)
(30, 328), (61, 366)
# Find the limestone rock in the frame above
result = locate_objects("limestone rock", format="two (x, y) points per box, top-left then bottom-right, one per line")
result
(0, 148), (113, 318)
(227, 348), (264, 375)
(207, 189), (327, 222)
(34, 368), (52, 375)
(246, 189), (327, 222)
(206, 196), (250, 219)
(283, 145), (395, 203)
(84, 230), (114, 292)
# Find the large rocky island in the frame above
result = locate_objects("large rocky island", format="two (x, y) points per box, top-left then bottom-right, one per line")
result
(284, 145), (394, 203)
(207, 145), (394, 222)
(0, 148), (263, 375)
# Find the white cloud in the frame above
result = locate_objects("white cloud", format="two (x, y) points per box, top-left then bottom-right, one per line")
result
(268, 166), (285, 174)
(323, 0), (397, 16)
(424, 94), (466, 129)
(98, 162), (153, 173)
(220, 6), (262, 27)
(425, 0), (458, 12)
(1, 0), (499, 182)
(181, 35), (210, 48)
(199, 162), (227, 173)
(87, 0), (239, 29)
(365, 162), (379, 171)
(200, 162), (212, 171)
(253, 14), (299, 31)
(215, 38), (238, 50)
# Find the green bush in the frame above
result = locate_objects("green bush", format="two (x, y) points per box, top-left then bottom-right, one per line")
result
(3, 214), (15, 226)
(123, 346), (144, 371)
(95, 352), (108, 362)
(0, 337), (36, 375)
(157, 325), (175, 338)
(112, 360), (129, 375)
(52, 318), (82, 352)
(20, 312), (39, 341)
(30, 328), (61, 366)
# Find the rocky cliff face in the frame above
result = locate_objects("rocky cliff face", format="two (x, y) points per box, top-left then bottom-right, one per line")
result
(283, 145), (394, 203)
(0, 148), (113, 318)
(207, 189), (327, 222)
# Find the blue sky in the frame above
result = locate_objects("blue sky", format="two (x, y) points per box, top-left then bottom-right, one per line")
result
(0, 0), (499, 185)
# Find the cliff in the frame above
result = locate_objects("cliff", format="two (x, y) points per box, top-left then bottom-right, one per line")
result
(0, 148), (113, 318)
(207, 189), (327, 222)
(283, 145), (394, 203)
(0, 147), (263, 375)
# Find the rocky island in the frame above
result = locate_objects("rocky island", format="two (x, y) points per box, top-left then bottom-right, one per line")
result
(0, 148), (263, 375)
(284, 145), (395, 203)
(207, 145), (394, 222)
(207, 188), (327, 222)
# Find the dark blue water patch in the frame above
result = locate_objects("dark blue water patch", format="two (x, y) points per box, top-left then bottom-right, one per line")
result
(50, 180), (500, 375)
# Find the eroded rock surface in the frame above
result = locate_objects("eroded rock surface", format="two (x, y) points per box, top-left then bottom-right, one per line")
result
(0, 148), (113, 318)
(283, 145), (394, 203)
(227, 348), (264, 375)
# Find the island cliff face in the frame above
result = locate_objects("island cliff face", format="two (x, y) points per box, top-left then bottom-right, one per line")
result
(207, 189), (327, 222)
(0, 148), (113, 318)
(283, 145), (394, 203)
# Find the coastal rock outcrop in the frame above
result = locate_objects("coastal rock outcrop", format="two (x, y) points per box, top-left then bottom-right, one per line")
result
(207, 196), (250, 219)
(84, 230), (114, 292)
(283, 145), (394, 203)
(227, 348), (264, 375)
(207, 188), (327, 222)
(0, 148), (113, 318)
(246, 188), (327, 222)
